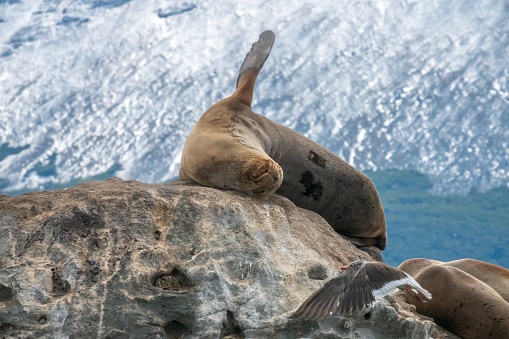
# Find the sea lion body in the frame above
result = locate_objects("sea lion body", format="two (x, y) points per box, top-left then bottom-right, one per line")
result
(439, 259), (509, 302)
(180, 31), (387, 249)
(400, 258), (509, 302)
(399, 259), (509, 339)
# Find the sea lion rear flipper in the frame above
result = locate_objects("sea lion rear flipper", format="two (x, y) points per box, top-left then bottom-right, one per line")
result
(233, 30), (275, 108)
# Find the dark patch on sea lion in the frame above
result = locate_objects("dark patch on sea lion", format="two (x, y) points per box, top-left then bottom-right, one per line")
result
(299, 171), (323, 201)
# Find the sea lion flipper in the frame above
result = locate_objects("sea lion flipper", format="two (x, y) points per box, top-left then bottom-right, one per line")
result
(233, 30), (275, 107)
(236, 30), (275, 88)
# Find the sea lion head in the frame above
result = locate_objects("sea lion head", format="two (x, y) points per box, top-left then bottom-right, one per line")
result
(330, 170), (387, 250)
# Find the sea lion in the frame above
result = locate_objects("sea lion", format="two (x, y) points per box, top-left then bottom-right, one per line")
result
(400, 258), (509, 302)
(179, 30), (387, 250)
(399, 259), (509, 339)
(438, 259), (509, 302)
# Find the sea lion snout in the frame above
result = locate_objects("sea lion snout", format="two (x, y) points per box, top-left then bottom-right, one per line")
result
(377, 232), (387, 251)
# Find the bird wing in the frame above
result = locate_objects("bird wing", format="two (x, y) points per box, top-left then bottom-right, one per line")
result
(294, 262), (432, 320)
(362, 261), (432, 300)
(338, 261), (424, 315)
(338, 266), (376, 315)
(294, 270), (353, 320)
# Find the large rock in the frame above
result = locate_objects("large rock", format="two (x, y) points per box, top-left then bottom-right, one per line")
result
(0, 178), (454, 338)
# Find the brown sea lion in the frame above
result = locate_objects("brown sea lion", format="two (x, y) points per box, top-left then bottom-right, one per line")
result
(399, 259), (509, 339)
(400, 258), (509, 302)
(397, 258), (434, 276)
(179, 31), (387, 250)
(439, 259), (509, 302)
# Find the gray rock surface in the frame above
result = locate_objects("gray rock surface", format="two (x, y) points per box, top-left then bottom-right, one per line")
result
(0, 178), (456, 338)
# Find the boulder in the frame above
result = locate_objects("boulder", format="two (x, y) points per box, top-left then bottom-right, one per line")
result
(0, 178), (455, 338)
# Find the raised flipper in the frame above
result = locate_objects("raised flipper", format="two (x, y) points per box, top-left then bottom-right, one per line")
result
(233, 30), (275, 108)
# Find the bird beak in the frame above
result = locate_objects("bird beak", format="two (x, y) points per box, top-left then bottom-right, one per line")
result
(340, 266), (350, 270)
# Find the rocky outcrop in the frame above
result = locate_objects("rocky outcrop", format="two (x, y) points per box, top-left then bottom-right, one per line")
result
(0, 178), (456, 338)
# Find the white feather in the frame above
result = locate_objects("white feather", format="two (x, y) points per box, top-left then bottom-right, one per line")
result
(371, 273), (432, 300)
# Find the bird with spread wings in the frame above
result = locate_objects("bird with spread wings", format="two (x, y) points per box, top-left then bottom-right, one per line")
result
(294, 260), (432, 320)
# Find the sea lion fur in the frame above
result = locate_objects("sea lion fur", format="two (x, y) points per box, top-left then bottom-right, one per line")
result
(399, 258), (509, 338)
(180, 30), (387, 250)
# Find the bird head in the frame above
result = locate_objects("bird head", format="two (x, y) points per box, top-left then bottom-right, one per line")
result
(341, 260), (365, 271)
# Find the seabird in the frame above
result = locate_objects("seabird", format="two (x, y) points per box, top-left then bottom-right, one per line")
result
(294, 260), (432, 320)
